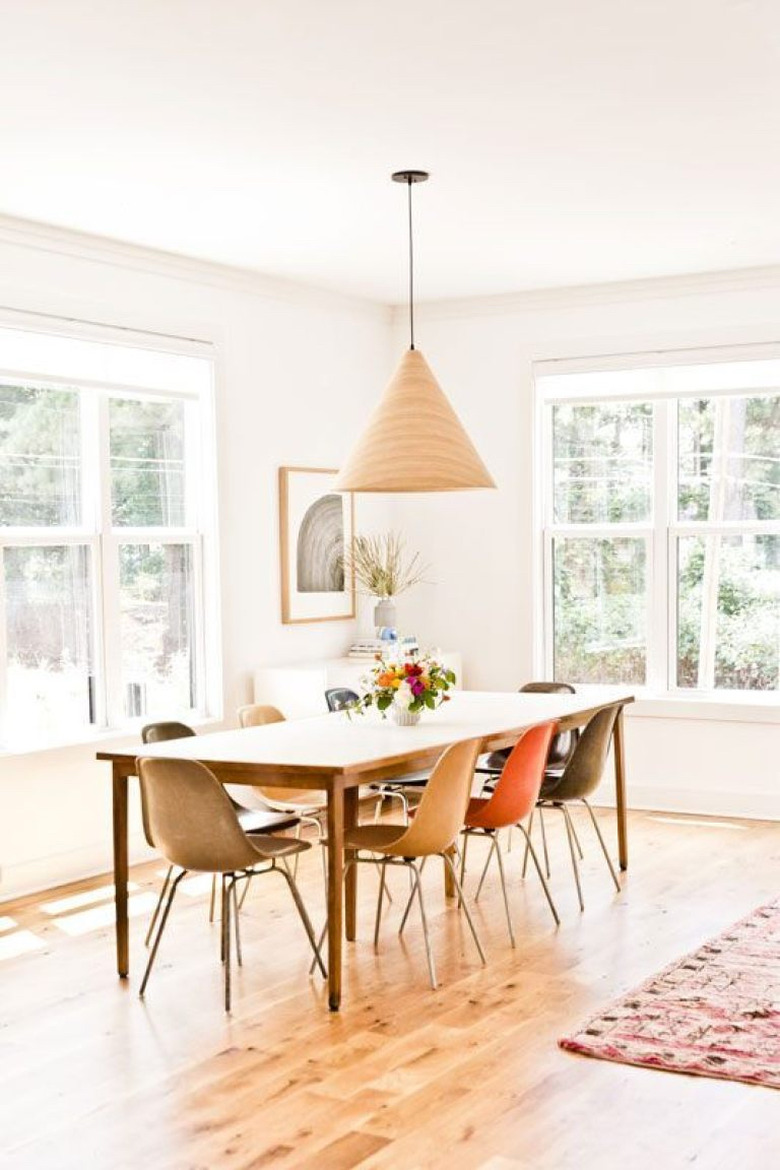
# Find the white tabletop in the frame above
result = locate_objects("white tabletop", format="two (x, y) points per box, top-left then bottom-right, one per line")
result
(127, 687), (633, 775)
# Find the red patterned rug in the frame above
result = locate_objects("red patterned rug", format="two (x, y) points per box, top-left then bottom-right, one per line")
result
(560, 898), (780, 1089)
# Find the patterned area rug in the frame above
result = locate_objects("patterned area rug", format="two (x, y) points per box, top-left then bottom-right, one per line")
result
(560, 898), (780, 1089)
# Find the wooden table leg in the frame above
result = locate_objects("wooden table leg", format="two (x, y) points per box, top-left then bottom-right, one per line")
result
(443, 846), (457, 898)
(112, 766), (130, 978)
(326, 783), (344, 1011)
(344, 786), (359, 942)
(613, 706), (628, 871)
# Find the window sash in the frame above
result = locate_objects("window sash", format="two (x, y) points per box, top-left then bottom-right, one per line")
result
(0, 374), (212, 745)
(542, 391), (780, 697)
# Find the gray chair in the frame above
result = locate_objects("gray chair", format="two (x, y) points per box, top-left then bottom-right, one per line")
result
(141, 721), (301, 943)
(529, 705), (622, 910)
(324, 687), (427, 823)
(137, 756), (325, 1011)
(476, 682), (581, 869)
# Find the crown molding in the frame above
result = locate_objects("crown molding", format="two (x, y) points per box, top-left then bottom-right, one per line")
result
(391, 264), (780, 324)
(0, 213), (390, 322)
(4, 210), (780, 328)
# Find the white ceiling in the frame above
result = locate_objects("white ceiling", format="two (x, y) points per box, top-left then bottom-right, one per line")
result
(2, 1), (780, 302)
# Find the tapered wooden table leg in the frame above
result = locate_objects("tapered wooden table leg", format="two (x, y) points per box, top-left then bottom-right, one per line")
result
(444, 846), (457, 898)
(344, 786), (359, 942)
(112, 766), (130, 978)
(613, 706), (628, 871)
(326, 783), (345, 1011)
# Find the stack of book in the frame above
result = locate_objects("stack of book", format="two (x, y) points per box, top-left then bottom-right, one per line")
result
(347, 636), (420, 660)
(347, 638), (386, 659)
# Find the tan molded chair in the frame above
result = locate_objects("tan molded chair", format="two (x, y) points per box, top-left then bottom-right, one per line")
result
(136, 756), (326, 1012)
(237, 703), (328, 882)
(341, 737), (486, 989)
(141, 720), (301, 942)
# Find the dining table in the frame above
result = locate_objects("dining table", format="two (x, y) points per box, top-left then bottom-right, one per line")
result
(98, 686), (634, 1010)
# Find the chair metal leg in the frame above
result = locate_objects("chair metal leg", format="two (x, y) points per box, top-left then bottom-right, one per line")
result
(398, 855), (427, 936)
(220, 874), (228, 963)
(222, 874), (233, 1012)
(521, 807), (534, 878)
(569, 813), (584, 860)
(516, 823), (560, 926)
(538, 805), (551, 877)
(145, 864), (173, 947)
(231, 877), (242, 966)
(411, 861), (437, 990)
(140, 870), (187, 998)
(561, 805), (585, 911)
(275, 861), (327, 978)
(373, 860), (388, 950)
(475, 834), (498, 901)
(292, 820), (304, 879)
(492, 833), (516, 948)
(459, 830), (469, 890)
(209, 873), (218, 923)
(442, 851), (486, 966)
(582, 799), (621, 892)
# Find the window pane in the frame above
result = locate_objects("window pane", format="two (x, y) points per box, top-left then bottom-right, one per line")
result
(4, 545), (94, 740)
(553, 402), (653, 524)
(110, 398), (186, 526)
(678, 396), (780, 522)
(0, 383), (81, 526)
(553, 537), (647, 684)
(119, 543), (196, 718)
(677, 534), (780, 691)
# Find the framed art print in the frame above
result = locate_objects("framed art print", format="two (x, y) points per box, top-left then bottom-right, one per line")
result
(279, 466), (355, 624)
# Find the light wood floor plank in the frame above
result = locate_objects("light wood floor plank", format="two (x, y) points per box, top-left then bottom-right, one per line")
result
(1, 808), (778, 1169)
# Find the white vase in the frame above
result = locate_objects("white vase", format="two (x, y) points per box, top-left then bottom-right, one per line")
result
(373, 596), (397, 635)
(391, 704), (420, 726)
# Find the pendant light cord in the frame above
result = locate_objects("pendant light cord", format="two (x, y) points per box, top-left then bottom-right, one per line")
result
(407, 176), (415, 350)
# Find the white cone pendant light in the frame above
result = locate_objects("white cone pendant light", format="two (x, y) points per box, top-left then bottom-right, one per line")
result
(334, 171), (496, 493)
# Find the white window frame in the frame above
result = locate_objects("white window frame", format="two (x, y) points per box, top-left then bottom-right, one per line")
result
(537, 348), (780, 700)
(0, 319), (220, 748)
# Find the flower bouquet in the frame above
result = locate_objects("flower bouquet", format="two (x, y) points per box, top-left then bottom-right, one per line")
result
(350, 653), (456, 725)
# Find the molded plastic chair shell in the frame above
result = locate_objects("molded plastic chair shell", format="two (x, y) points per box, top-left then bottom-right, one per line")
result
(325, 688), (358, 711)
(483, 682), (577, 776)
(137, 756), (306, 874)
(237, 703), (319, 805)
(346, 737), (482, 858)
(546, 704), (621, 803)
(466, 722), (556, 830)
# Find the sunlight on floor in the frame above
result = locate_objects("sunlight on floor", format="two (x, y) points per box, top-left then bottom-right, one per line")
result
(648, 816), (747, 831)
(0, 916), (18, 933)
(53, 892), (158, 936)
(0, 930), (46, 961)
(41, 882), (140, 916)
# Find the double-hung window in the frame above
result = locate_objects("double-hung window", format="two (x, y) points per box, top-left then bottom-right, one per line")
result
(0, 321), (218, 748)
(538, 351), (780, 697)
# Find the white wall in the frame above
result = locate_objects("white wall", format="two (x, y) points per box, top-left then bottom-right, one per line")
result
(390, 270), (780, 820)
(2, 229), (779, 902)
(0, 220), (393, 900)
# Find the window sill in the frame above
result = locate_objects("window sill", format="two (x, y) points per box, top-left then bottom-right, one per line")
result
(0, 715), (225, 760)
(625, 691), (780, 725)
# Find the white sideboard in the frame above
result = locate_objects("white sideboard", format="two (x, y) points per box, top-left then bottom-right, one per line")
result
(253, 652), (463, 718)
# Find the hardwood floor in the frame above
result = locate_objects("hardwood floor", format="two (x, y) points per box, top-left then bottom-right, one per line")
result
(1, 808), (778, 1170)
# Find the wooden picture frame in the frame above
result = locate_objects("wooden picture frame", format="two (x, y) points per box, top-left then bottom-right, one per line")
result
(279, 466), (355, 624)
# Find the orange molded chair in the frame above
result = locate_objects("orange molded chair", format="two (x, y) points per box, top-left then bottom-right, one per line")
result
(461, 721), (560, 944)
